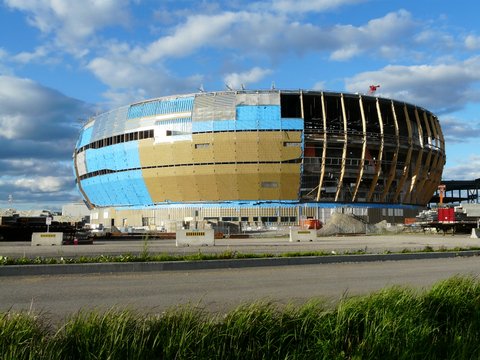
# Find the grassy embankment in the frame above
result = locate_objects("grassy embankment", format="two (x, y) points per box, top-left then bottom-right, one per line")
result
(2, 276), (480, 359)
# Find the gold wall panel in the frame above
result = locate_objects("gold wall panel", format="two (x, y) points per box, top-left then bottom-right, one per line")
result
(172, 142), (194, 165)
(142, 161), (301, 203)
(139, 131), (302, 169)
(258, 132), (282, 161)
(237, 164), (260, 199)
(192, 133), (214, 163)
(139, 139), (173, 167)
(142, 168), (178, 202)
(280, 164), (301, 199)
(214, 164), (239, 200)
(195, 165), (219, 201)
(173, 166), (200, 201)
(212, 132), (238, 162)
(235, 132), (259, 162)
(258, 163), (282, 200)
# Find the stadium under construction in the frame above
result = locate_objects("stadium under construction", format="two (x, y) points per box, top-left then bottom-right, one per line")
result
(72, 89), (446, 230)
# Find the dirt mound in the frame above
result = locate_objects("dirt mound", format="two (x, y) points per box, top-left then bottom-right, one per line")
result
(317, 213), (368, 236)
(317, 214), (405, 236)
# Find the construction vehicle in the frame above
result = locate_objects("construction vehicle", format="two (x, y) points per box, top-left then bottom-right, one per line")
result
(415, 185), (479, 234)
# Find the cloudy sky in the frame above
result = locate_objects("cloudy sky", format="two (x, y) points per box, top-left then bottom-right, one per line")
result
(0, 0), (479, 210)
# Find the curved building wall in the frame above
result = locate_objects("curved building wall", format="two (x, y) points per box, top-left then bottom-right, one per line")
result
(73, 90), (445, 211)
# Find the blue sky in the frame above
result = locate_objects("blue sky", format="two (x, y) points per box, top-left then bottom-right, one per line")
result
(0, 0), (479, 210)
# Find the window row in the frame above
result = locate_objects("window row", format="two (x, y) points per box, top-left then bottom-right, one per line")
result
(77, 129), (155, 153)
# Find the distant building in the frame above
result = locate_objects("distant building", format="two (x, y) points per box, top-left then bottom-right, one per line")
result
(73, 90), (445, 228)
(61, 202), (90, 218)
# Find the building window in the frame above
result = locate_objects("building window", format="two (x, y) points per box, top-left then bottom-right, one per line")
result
(261, 216), (278, 223)
(261, 181), (278, 188)
(195, 143), (210, 149)
(280, 216), (297, 222)
(280, 94), (302, 118)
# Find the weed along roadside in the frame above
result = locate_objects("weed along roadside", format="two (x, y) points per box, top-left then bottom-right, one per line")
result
(2, 276), (480, 359)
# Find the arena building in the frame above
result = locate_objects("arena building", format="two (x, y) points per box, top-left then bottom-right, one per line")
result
(73, 90), (445, 230)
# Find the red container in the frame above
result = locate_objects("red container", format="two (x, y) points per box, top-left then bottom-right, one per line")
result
(438, 207), (455, 223)
(300, 219), (322, 229)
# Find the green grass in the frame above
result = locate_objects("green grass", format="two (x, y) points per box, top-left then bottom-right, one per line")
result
(3, 276), (480, 359)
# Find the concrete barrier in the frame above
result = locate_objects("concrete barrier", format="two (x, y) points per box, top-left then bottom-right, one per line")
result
(289, 228), (316, 242)
(176, 229), (215, 247)
(31, 232), (63, 246)
(470, 228), (480, 239)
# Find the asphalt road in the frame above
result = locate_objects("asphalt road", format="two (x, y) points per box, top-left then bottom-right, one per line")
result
(2, 256), (480, 323)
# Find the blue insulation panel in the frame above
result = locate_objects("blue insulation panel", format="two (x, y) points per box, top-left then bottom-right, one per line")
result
(234, 117), (257, 131)
(192, 105), (297, 133)
(85, 142), (141, 173)
(281, 118), (304, 130)
(142, 101), (157, 117)
(81, 177), (109, 206)
(237, 105), (281, 130)
(76, 127), (93, 149)
(82, 170), (152, 206)
(213, 120), (236, 132)
(127, 104), (144, 120)
(192, 121), (213, 133)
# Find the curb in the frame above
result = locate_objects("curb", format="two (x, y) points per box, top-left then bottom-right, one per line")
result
(1, 250), (479, 277)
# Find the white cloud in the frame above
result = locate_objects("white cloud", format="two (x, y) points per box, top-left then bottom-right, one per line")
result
(224, 67), (272, 89)
(345, 57), (480, 113)
(127, 8), (416, 67)
(0, 75), (90, 140)
(465, 35), (480, 50)
(312, 81), (327, 90)
(443, 155), (480, 180)
(256, 0), (366, 14)
(329, 10), (415, 60)
(4, 0), (131, 53)
(14, 176), (68, 193)
(440, 117), (480, 143)
(80, 8), (420, 104)
(87, 57), (202, 106)
(0, 75), (91, 208)
(12, 46), (49, 64)
(138, 12), (238, 63)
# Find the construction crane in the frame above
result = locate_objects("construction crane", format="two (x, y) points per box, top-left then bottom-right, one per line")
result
(438, 184), (446, 205)
(368, 84), (380, 94)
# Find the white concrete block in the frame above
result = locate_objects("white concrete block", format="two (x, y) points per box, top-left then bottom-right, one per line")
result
(31, 232), (63, 246)
(289, 228), (316, 242)
(176, 229), (215, 247)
